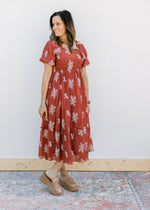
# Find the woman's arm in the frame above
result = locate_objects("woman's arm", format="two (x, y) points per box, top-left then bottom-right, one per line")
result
(40, 63), (53, 105)
(80, 67), (90, 113)
(80, 66), (89, 101)
(39, 63), (52, 117)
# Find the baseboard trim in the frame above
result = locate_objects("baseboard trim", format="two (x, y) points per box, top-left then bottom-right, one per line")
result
(0, 159), (150, 171)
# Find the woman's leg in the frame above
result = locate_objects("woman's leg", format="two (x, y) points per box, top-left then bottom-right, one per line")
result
(60, 163), (69, 177)
(46, 162), (64, 182)
(40, 162), (64, 195)
(59, 163), (79, 190)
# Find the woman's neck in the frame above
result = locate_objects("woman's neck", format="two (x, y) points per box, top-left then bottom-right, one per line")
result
(59, 34), (68, 44)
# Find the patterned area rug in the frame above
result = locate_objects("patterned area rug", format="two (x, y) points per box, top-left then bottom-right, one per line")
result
(0, 171), (150, 209)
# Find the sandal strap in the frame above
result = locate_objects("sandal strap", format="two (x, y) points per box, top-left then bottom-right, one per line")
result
(44, 172), (58, 183)
(60, 175), (77, 185)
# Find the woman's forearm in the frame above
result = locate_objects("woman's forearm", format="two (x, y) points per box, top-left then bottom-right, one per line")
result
(82, 75), (89, 101)
(40, 73), (51, 106)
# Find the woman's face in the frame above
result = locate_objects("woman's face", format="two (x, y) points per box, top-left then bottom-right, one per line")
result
(52, 15), (66, 37)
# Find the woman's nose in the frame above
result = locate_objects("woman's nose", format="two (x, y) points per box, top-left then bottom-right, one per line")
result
(53, 25), (57, 30)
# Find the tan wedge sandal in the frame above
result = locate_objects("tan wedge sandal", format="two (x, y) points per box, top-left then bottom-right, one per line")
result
(40, 172), (63, 196)
(59, 175), (79, 192)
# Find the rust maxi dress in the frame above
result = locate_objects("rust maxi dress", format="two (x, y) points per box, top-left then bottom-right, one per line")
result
(38, 40), (94, 164)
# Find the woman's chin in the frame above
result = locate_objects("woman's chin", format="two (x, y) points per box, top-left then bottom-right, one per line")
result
(55, 33), (60, 37)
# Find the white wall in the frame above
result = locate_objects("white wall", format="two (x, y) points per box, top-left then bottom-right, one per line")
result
(0, 0), (150, 159)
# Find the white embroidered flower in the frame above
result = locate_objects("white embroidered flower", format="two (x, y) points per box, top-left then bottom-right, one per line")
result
(72, 112), (78, 123)
(78, 78), (81, 88)
(44, 115), (48, 121)
(54, 72), (59, 82)
(61, 144), (63, 151)
(48, 60), (54, 65)
(83, 127), (86, 134)
(82, 111), (84, 118)
(59, 101), (61, 107)
(85, 107), (89, 113)
(60, 69), (63, 73)
(82, 52), (86, 60)
(71, 150), (74, 156)
(56, 54), (60, 59)
(64, 93), (69, 99)
(63, 76), (67, 82)
(78, 129), (83, 136)
(76, 54), (81, 59)
(65, 151), (68, 158)
(79, 142), (84, 153)
(69, 79), (74, 89)
(55, 132), (60, 142)
(85, 142), (88, 151)
(80, 95), (82, 103)
(48, 120), (55, 132)
(68, 60), (73, 73)
(62, 119), (65, 129)
(48, 141), (52, 147)
(43, 129), (48, 138)
(87, 123), (89, 128)
(71, 133), (74, 140)
(53, 47), (61, 55)
(44, 144), (48, 153)
(70, 95), (76, 106)
(49, 104), (56, 115)
(44, 50), (48, 57)
(58, 118), (60, 124)
(59, 84), (62, 90)
(50, 88), (58, 99)
(64, 134), (67, 141)
(68, 127), (70, 133)
(65, 48), (70, 54)
(66, 110), (70, 116)
(55, 147), (60, 158)
(49, 83), (51, 89)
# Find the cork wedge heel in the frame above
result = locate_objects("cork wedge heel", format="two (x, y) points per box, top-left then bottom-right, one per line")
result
(59, 175), (79, 192)
(40, 172), (63, 196)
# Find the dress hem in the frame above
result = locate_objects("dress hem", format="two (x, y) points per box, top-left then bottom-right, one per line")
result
(38, 150), (94, 165)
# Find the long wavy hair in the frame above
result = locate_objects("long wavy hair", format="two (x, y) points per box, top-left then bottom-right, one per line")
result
(49, 10), (76, 52)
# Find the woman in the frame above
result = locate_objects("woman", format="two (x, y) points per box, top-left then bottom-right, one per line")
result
(38, 10), (94, 196)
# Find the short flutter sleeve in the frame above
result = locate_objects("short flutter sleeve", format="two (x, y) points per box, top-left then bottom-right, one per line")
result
(39, 41), (55, 66)
(80, 43), (90, 68)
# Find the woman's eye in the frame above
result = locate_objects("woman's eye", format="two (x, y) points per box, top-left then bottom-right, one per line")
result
(52, 23), (61, 27)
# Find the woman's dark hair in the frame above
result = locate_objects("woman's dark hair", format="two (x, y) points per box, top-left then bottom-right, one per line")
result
(49, 10), (76, 52)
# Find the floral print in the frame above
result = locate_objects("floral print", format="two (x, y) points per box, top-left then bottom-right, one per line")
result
(39, 40), (94, 164)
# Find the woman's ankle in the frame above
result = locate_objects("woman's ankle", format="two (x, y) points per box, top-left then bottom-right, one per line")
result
(48, 162), (64, 175)
(60, 165), (69, 177)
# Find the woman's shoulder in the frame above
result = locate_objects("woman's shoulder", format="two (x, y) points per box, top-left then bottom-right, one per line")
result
(46, 39), (58, 48)
(75, 40), (84, 47)
(75, 40), (88, 53)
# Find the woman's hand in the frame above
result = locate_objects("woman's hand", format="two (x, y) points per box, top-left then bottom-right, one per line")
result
(38, 103), (47, 118)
